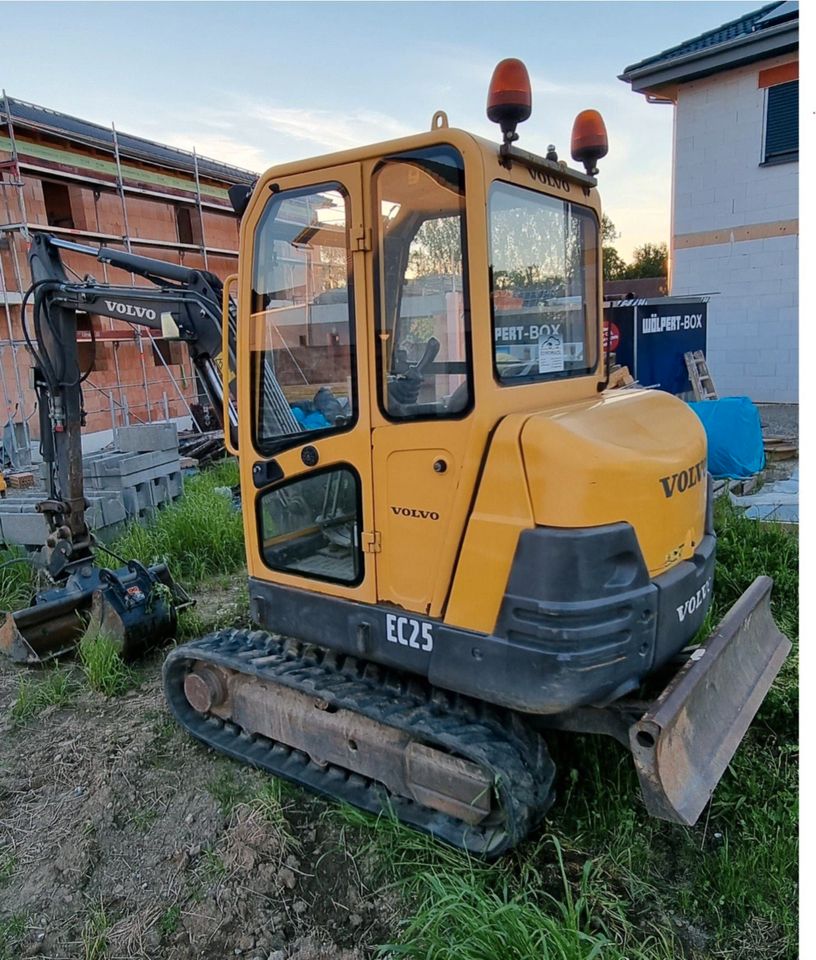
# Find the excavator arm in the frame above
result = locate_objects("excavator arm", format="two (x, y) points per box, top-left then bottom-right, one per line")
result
(25, 232), (237, 577)
(0, 233), (241, 662)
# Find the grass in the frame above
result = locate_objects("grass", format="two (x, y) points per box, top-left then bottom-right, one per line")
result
(711, 498), (798, 738)
(158, 905), (181, 937)
(81, 901), (110, 960)
(78, 631), (134, 697)
(0, 915), (26, 960)
(112, 459), (244, 586)
(328, 498), (798, 960)
(128, 804), (159, 832)
(11, 666), (77, 722)
(0, 849), (15, 886)
(0, 545), (35, 612)
(549, 498), (799, 959)
(199, 847), (228, 884)
(207, 765), (254, 816)
(0, 463), (792, 957)
(249, 779), (291, 831)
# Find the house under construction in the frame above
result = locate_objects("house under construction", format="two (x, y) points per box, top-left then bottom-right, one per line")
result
(0, 94), (256, 456)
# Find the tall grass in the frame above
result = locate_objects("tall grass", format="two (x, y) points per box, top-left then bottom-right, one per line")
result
(331, 808), (674, 959)
(112, 459), (244, 586)
(79, 631), (134, 697)
(11, 667), (77, 723)
(712, 498), (798, 736)
(0, 546), (35, 612)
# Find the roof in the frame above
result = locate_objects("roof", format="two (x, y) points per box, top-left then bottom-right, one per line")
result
(620, 1), (798, 95)
(0, 97), (257, 184)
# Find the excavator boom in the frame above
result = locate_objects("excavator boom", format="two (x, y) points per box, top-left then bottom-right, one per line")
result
(0, 233), (232, 662)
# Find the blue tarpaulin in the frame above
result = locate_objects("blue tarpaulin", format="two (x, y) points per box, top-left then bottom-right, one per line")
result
(688, 397), (765, 479)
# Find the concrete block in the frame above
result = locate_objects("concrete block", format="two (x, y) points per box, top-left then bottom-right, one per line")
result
(0, 511), (47, 547)
(84, 448), (178, 480)
(113, 422), (179, 453)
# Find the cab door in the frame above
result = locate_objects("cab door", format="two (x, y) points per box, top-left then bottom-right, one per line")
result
(238, 164), (376, 604)
(368, 145), (475, 617)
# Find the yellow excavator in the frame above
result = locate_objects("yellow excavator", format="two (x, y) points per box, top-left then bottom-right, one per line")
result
(11, 60), (793, 857)
(162, 60), (790, 856)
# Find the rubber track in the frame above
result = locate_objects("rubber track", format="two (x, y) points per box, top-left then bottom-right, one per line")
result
(163, 628), (556, 859)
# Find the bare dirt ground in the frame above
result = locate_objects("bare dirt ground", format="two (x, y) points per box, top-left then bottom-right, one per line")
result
(0, 586), (400, 960)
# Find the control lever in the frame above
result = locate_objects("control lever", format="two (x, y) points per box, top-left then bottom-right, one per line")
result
(412, 336), (440, 378)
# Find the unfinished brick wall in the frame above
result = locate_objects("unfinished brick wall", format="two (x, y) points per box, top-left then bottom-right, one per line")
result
(1, 127), (249, 439)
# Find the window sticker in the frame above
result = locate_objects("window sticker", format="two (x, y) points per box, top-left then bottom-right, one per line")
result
(538, 331), (565, 374)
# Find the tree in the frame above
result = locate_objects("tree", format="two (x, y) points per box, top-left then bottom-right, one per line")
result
(601, 213), (618, 246)
(601, 216), (668, 280)
(625, 241), (668, 279)
(603, 247), (627, 281)
(601, 214), (627, 280)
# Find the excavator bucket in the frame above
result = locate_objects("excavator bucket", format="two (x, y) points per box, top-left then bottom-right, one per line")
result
(0, 562), (188, 666)
(0, 590), (89, 664)
(629, 576), (791, 825)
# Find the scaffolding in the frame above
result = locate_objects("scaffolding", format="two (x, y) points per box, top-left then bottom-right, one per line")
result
(0, 92), (250, 453)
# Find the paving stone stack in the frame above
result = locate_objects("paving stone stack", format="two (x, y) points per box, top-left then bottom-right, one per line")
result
(0, 423), (183, 549)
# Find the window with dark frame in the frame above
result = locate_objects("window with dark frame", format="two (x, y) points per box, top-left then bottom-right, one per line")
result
(175, 206), (194, 245)
(764, 79), (798, 163)
(488, 181), (599, 385)
(42, 181), (75, 229)
(258, 466), (363, 585)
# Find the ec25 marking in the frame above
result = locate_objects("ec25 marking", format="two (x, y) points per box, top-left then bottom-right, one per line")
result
(386, 614), (433, 652)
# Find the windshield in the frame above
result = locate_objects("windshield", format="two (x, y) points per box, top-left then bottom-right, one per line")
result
(488, 181), (599, 384)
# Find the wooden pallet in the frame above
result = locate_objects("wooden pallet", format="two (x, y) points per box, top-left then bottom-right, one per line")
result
(684, 350), (718, 400)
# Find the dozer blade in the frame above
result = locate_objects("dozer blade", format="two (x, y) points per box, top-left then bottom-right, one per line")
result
(630, 575), (791, 826)
(0, 562), (188, 665)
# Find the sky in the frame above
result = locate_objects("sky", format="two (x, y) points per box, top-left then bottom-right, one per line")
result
(1, 0), (763, 259)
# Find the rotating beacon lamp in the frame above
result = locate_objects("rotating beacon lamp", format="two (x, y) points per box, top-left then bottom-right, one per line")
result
(570, 109), (608, 177)
(487, 58), (532, 162)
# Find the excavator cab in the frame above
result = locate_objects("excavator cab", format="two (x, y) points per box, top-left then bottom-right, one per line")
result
(165, 61), (792, 855)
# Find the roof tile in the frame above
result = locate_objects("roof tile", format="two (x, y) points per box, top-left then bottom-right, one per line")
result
(622, 1), (796, 75)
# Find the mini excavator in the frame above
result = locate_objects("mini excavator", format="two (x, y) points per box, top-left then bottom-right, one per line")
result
(8, 61), (793, 857)
(0, 232), (236, 661)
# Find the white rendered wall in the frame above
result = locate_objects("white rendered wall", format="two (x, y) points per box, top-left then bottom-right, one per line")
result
(672, 237), (797, 401)
(670, 55), (798, 402)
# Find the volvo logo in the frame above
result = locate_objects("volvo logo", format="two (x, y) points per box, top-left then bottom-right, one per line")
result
(390, 506), (440, 521)
(104, 300), (157, 321)
(659, 459), (706, 498)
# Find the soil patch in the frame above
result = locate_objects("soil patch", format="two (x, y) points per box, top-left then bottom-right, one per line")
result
(0, 649), (400, 959)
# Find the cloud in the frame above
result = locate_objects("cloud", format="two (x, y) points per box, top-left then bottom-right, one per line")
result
(138, 96), (414, 172)
(241, 102), (414, 153)
(155, 132), (267, 174)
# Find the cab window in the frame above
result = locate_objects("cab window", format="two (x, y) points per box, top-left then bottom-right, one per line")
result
(250, 183), (355, 455)
(374, 146), (472, 420)
(489, 181), (598, 383)
(258, 467), (362, 585)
